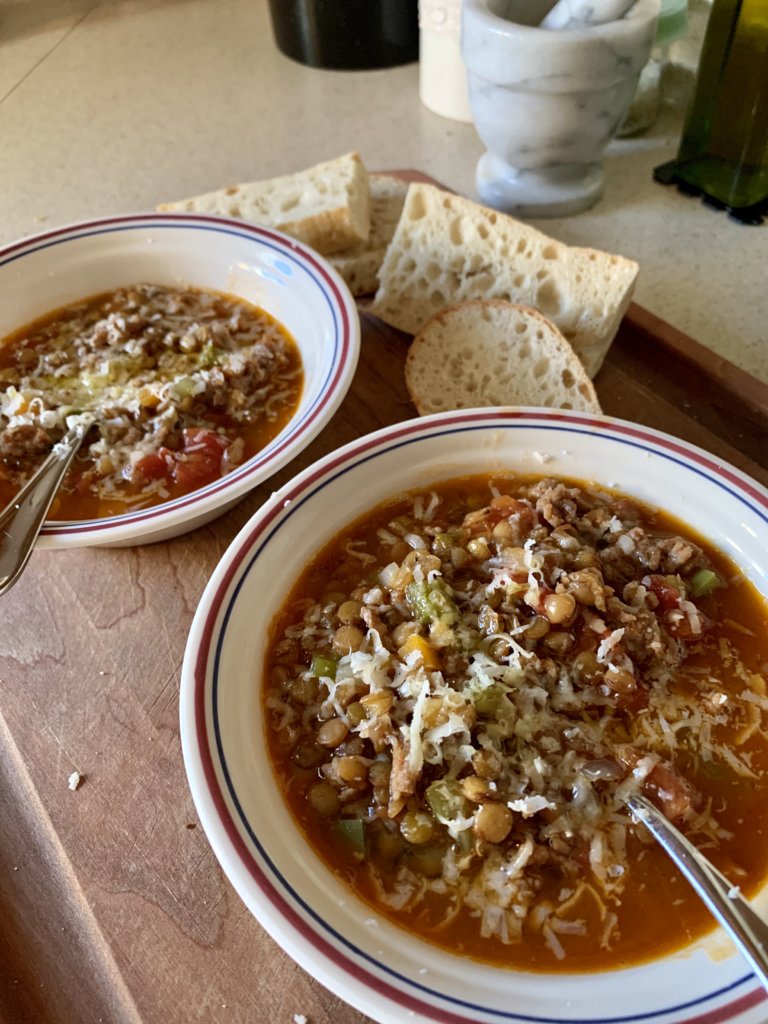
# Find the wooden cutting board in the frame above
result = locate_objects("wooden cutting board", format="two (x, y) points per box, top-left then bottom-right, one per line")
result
(0, 175), (766, 1024)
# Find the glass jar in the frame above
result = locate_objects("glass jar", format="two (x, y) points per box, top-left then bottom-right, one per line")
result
(618, 0), (688, 136)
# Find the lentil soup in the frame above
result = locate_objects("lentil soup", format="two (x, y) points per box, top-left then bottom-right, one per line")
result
(0, 284), (303, 519)
(264, 474), (768, 972)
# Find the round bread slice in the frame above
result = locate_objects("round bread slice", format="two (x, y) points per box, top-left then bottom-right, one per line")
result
(405, 299), (601, 416)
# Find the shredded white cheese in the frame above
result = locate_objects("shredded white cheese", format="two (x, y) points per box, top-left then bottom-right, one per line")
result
(508, 795), (556, 817)
(596, 628), (625, 665)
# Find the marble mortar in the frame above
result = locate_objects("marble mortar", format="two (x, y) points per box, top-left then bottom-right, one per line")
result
(462, 0), (660, 216)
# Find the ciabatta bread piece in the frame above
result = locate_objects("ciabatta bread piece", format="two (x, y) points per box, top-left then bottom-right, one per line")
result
(371, 183), (638, 377)
(328, 175), (409, 296)
(157, 152), (370, 256)
(405, 299), (601, 415)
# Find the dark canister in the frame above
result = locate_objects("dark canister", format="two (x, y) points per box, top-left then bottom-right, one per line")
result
(267, 0), (419, 70)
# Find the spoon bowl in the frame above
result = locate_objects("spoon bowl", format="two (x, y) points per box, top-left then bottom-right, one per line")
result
(0, 419), (91, 596)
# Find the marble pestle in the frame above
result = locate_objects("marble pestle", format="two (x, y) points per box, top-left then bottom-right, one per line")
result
(540, 0), (638, 30)
(461, 0), (660, 216)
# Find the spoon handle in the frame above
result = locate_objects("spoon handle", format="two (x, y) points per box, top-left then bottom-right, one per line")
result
(0, 423), (89, 596)
(627, 794), (768, 991)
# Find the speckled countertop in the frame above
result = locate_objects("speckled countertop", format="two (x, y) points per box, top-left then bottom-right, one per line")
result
(1, 0), (766, 382)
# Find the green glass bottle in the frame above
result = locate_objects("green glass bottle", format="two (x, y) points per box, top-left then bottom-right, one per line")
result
(661, 0), (768, 212)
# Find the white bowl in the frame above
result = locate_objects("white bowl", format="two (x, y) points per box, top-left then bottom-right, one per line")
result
(0, 213), (360, 547)
(180, 408), (768, 1024)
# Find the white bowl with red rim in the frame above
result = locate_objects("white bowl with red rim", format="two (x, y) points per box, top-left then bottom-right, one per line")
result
(0, 213), (360, 546)
(179, 407), (768, 1024)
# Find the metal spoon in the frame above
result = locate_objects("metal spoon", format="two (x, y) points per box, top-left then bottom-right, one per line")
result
(627, 793), (768, 991)
(0, 418), (92, 596)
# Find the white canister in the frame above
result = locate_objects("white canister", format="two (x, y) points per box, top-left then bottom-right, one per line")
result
(418, 0), (473, 122)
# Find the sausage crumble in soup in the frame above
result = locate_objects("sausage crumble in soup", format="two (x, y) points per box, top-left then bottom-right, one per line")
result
(265, 475), (768, 971)
(0, 284), (302, 519)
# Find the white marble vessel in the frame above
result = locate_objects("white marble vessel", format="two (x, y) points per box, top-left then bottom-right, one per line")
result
(462, 0), (660, 216)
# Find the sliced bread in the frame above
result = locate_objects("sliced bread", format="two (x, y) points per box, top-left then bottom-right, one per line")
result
(328, 174), (409, 296)
(371, 183), (638, 377)
(157, 152), (370, 256)
(404, 299), (601, 415)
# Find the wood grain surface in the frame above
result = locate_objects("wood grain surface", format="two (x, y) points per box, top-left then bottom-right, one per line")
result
(1, 183), (767, 1024)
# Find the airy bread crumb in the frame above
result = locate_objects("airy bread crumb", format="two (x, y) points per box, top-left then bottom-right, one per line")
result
(157, 153), (370, 256)
(371, 183), (638, 377)
(328, 174), (409, 296)
(405, 299), (601, 415)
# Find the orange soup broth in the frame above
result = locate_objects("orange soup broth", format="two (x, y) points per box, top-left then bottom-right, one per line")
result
(0, 291), (303, 520)
(264, 474), (768, 972)
(40, 403), (299, 521)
